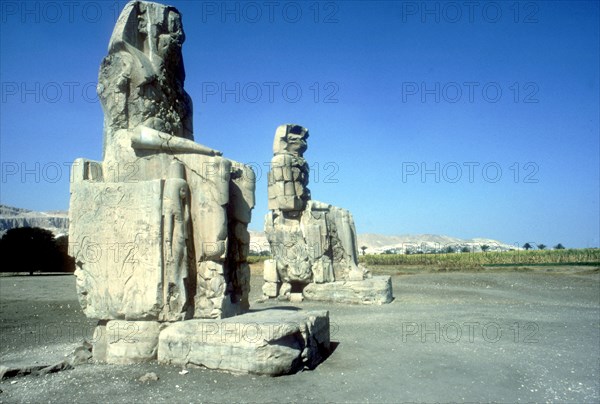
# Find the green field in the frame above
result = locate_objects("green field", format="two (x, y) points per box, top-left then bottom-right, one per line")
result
(358, 248), (600, 270)
(247, 255), (269, 264)
(250, 248), (600, 271)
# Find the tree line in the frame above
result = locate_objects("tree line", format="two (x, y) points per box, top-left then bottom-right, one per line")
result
(0, 227), (74, 274)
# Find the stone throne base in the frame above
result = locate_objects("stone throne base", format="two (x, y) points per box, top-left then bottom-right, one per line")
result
(263, 259), (393, 305)
(302, 276), (393, 305)
(91, 310), (330, 376)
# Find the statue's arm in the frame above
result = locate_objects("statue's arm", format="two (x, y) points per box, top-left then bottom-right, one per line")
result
(131, 126), (222, 156)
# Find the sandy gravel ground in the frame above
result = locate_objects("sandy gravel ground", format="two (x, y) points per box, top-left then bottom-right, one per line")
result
(1, 267), (598, 403)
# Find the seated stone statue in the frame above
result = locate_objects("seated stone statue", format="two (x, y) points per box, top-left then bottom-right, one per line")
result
(69, 0), (255, 324)
(263, 124), (366, 299)
(66, 1), (333, 372)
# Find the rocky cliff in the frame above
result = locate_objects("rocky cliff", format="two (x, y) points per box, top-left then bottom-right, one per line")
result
(0, 205), (69, 237)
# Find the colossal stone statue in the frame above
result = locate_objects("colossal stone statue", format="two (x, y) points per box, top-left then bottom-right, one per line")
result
(68, 1), (330, 374)
(263, 124), (393, 304)
(69, 1), (255, 327)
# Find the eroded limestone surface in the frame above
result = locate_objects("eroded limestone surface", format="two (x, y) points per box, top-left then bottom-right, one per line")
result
(69, 1), (255, 323)
(158, 310), (330, 375)
(263, 124), (393, 304)
(68, 1), (333, 373)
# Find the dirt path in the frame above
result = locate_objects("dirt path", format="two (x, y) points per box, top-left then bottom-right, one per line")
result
(1, 269), (598, 402)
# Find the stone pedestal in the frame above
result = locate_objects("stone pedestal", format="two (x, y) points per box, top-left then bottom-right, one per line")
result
(303, 276), (393, 305)
(158, 310), (330, 375)
(92, 320), (161, 364)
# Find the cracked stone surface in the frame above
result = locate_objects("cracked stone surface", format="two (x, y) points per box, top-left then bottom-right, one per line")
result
(303, 276), (393, 305)
(158, 310), (330, 375)
(263, 124), (392, 303)
(68, 1), (255, 325)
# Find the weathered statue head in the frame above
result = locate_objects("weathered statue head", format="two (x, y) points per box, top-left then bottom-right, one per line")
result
(108, 1), (185, 79)
(98, 0), (193, 155)
(273, 124), (309, 156)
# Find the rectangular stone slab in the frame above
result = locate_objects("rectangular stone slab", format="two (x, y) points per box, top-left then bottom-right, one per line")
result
(158, 310), (330, 376)
(69, 180), (163, 320)
(302, 276), (393, 305)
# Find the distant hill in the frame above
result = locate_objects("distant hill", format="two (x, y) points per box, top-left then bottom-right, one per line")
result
(355, 233), (517, 253)
(0, 205), (68, 237)
(0, 205), (515, 253)
(249, 231), (516, 254)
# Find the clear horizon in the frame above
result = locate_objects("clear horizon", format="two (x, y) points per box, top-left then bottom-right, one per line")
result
(1, 0), (599, 248)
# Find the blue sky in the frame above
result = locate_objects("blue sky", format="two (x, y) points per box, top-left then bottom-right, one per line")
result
(1, 0), (598, 248)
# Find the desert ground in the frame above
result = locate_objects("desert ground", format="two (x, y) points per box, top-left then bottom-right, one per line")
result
(1, 266), (598, 403)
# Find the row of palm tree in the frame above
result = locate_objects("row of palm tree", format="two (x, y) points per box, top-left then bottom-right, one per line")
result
(522, 242), (565, 250)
